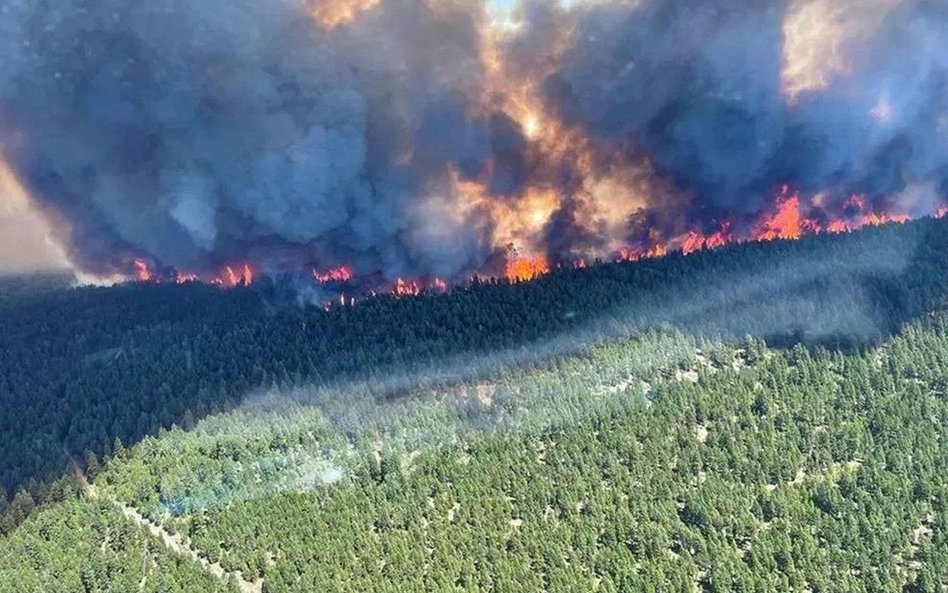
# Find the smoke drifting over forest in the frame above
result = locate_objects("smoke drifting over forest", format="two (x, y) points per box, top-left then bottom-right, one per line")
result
(0, 0), (946, 284)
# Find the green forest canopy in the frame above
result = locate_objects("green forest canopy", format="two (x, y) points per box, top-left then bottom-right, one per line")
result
(0, 218), (946, 591)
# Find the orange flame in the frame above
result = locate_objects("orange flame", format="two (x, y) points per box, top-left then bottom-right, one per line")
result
(862, 212), (910, 227)
(617, 245), (669, 263)
(608, 188), (923, 266)
(225, 266), (239, 286)
(505, 255), (550, 283)
(216, 263), (254, 288)
(705, 222), (733, 250)
(680, 222), (732, 256)
(754, 193), (811, 241)
(825, 194), (912, 231)
(124, 187), (941, 295)
(313, 266), (355, 284)
(175, 271), (199, 284)
(393, 278), (422, 297)
(241, 264), (255, 285)
(680, 232), (706, 256)
(456, 12), (654, 263)
(826, 219), (850, 233)
(133, 259), (153, 282)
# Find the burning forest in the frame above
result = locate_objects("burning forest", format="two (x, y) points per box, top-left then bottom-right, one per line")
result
(1, 0), (947, 297)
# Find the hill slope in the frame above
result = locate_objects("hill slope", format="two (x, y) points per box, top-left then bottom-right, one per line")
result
(1, 220), (947, 591)
(3, 314), (948, 592)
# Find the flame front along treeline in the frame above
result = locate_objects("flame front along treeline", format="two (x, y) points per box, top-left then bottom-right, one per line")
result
(0, 0), (947, 292)
(132, 188), (945, 308)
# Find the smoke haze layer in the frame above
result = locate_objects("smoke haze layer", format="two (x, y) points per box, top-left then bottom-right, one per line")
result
(0, 0), (945, 281)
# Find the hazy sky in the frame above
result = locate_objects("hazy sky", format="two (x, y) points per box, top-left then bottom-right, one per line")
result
(0, 163), (69, 274)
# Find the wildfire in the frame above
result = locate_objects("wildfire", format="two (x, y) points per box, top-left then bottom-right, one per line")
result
(680, 232), (705, 256)
(705, 224), (733, 250)
(133, 259), (153, 282)
(175, 272), (199, 284)
(452, 10), (667, 265)
(863, 212), (911, 226)
(393, 278), (422, 297)
(121, 188), (942, 301)
(226, 264), (254, 287)
(209, 264), (254, 288)
(680, 222), (733, 256)
(820, 194), (913, 233)
(313, 266), (355, 284)
(13, 0), (948, 307)
(827, 219), (850, 234)
(305, 0), (927, 292)
(617, 245), (669, 263)
(610, 188), (926, 266)
(753, 192), (818, 241)
(505, 255), (550, 283)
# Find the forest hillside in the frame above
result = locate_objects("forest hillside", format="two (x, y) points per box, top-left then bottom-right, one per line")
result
(1, 218), (946, 592)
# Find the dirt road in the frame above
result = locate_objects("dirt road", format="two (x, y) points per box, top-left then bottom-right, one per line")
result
(70, 457), (262, 593)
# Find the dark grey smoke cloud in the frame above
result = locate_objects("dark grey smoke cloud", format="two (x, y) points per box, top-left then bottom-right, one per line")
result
(0, 0), (526, 279)
(1, 0), (946, 280)
(519, 0), (948, 216)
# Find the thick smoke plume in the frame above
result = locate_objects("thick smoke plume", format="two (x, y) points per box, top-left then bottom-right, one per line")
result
(0, 0), (515, 280)
(525, 0), (948, 215)
(0, 0), (945, 284)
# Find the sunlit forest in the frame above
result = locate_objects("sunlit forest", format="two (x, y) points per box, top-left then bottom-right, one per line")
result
(1, 218), (947, 592)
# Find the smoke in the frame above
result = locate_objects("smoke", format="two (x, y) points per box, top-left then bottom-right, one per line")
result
(0, 0), (946, 281)
(0, 0), (523, 279)
(520, 0), (948, 215)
